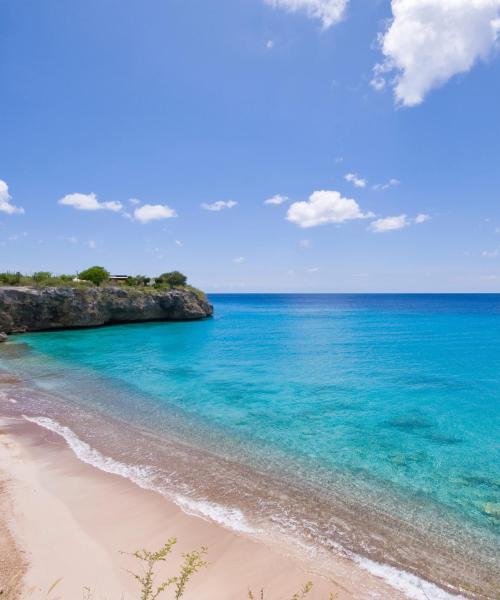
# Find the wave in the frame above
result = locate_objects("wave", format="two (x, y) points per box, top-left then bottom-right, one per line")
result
(353, 556), (466, 600)
(23, 415), (466, 600)
(22, 415), (255, 534)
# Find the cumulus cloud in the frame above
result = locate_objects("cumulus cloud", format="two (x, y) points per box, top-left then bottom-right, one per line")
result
(233, 256), (245, 263)
(344, 173), (367, 188)
(133, 204), (177, 224)
(59, 192), (122, 212)
(369, 214), (410, 233)
(0, 180), (25, 215)
(264, 194), (288, 205)
(286, 190), (373, 228)
(263, 0), (349, 28)
(369, 213), (430, 232)
(201, 200), (238, 211)
(373, 0), (500, 106)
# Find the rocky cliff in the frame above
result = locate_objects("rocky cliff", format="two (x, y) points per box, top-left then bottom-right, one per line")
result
(0, 286), (213, 334)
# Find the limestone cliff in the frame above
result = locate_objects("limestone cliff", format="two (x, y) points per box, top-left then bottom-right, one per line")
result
(0, 286), (212, 334)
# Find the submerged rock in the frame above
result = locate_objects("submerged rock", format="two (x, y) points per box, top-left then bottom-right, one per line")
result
(0, 286), (213, 333)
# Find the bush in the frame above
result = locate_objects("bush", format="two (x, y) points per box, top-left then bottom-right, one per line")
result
(78, 266), (110, 286)
(126, 275), (150, 287)
(155, 271), (187, 287)
(58, 274), (75, 283)
(0, 271), (22, 285)
(32, 271), (52, 283)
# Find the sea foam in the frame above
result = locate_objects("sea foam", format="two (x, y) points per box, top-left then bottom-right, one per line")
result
(353, 556), (466, 600)
(22, 415), (255, 534)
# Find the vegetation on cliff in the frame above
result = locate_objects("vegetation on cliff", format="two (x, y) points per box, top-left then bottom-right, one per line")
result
(0, 268), (205, 301)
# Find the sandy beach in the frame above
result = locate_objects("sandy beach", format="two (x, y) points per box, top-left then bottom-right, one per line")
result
(0, 415), (416, 600)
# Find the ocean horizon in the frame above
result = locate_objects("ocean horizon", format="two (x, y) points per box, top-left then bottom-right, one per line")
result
(1, 293), (499, 598)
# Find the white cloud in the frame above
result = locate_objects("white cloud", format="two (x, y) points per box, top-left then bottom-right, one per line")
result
(175, 239), (183, 247)
(233, 256), (245, 263)
(369, 213), (430, 233)
(287, 190), (373, 228)
(369, 214), (410, 233)
(344, 173), (367, 188)
(373, 178), (400, 191)
(129, 198), (141, 205)
(266, 39), (275, 49)
(307, 267), (320, 273)
(264, 0), (349, 29)
(300, 239), (311, 247)
(133, 204), (177, 224)
(0, 180), (25, 215)
(59, 192), (122, 212)
(201, 200), (238, 211)
(264, 194), (288, 205)
(373, 0), (500, 107)
(85, 240), (97, 249)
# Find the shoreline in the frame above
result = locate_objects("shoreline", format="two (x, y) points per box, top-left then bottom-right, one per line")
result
(0, 416), (414, 600)
(0, 358), (485, 600)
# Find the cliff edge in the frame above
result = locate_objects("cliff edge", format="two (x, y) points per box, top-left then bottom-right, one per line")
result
(0, 286), (213, 334)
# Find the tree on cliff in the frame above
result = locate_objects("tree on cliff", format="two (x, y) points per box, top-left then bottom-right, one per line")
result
(78, 266), (110, 286)
(155, 271), (187, 287)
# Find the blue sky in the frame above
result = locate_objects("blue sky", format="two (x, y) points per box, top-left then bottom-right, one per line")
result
(1, 0), (500, 292)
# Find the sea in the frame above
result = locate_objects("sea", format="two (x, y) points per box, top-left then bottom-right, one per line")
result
(1, 294), (499, 598)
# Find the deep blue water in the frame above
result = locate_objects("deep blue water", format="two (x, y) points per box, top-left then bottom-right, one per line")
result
(2, 294), (499, 596)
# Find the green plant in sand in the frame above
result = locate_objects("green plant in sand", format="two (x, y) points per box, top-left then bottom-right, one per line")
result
(125, 538), (208, 600)
(126, 539), (337, 600)
(248, 582), (338, 600)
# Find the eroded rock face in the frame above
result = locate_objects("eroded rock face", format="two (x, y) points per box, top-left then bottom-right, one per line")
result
(0, 286), (213, 333)
(0, 332), (7, 342)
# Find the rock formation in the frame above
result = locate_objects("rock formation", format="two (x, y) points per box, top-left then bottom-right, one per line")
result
(0, 286), (212, 334)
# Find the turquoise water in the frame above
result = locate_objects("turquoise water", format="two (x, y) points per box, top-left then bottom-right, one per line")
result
(1, 294), (499, 597)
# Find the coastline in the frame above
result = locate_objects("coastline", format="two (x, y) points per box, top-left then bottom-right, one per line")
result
(0, 416), (414, 600)
(1, 297), (497, 600)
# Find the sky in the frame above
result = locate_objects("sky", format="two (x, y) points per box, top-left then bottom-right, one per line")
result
(1, 0), (500, 293)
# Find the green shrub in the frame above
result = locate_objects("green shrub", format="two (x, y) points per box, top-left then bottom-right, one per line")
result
(126, 275), (151, 287)
(0, 271), (22, 285)
(155, 271), (187, 287)
(78, 266), (110, 286)
(58, 274), (75, 282)
(32, 271), (52, 283)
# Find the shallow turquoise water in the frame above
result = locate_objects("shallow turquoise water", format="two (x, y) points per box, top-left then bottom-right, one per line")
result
(2, 294), (499, 596)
